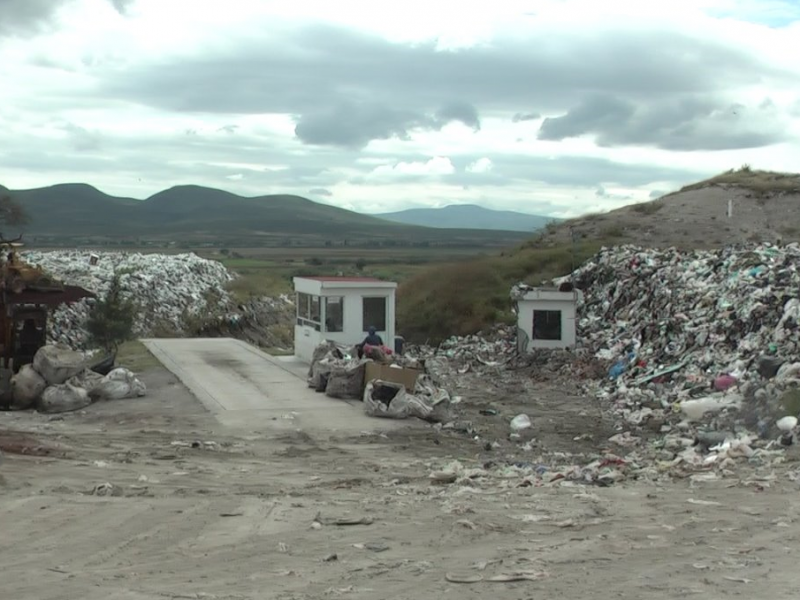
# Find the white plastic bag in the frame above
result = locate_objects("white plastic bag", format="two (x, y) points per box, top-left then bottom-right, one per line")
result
(510, 414), (532, 432)
(38, 383), (91, 413)
(91, 367), (147, 400)
(10, 364), (47, 410)
(363, 380), (432, 420)
(67, 369), (105, 396)
(33, 345), (85, 385)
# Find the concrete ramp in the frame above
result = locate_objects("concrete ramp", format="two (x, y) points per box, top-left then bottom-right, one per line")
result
(142, 338), (409, 434)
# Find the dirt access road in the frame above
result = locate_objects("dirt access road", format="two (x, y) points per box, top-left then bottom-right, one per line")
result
(2, 339), (800, 599)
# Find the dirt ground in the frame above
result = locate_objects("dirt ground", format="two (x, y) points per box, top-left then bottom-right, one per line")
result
(3, 365), (800, 599)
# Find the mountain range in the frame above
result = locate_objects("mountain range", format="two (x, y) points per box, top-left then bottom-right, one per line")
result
(0, 183), (535, 247)
(376, 204), (556, 232)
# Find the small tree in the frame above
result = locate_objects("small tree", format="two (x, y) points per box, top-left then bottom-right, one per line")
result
(86, 273), (137, 353)
(0, 194), (28, 227)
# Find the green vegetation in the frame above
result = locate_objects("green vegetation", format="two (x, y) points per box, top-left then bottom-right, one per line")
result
(397, 240), (606, 343)
(212, 247), (482, 303)
(675, 167), (800, 197)
(86, 273), (137, 352)
(631, 200), (665, 215)
(116, 340), (160, 372)
(0, 193), (28, 233)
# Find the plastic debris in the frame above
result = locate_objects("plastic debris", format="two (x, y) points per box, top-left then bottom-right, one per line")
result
(510, 414), (532, 432)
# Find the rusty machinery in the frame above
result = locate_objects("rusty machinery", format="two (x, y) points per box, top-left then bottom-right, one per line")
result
(0, 240), (95, 373)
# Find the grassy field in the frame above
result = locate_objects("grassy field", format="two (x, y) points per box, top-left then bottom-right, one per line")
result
(116, 340), (160, 372)
(396, 240), (607, 343)
(202, 246), (488, 302)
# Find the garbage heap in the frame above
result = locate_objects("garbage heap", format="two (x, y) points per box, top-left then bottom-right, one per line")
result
(557, 243), (800, 464)
(435, 325), (518, 367)
(9, 345), (147, 413)
(22, 250), (234, 348)
(307, 341), (453, 422)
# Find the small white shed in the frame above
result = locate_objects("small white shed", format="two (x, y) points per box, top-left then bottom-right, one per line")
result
(514, 286), (580, 351)
(293, 276), (397, 364)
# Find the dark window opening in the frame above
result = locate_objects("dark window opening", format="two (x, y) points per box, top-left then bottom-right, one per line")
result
(362, 297), (387, 332)
(324, 296), (344, 332)
(533, 310), (562, 341)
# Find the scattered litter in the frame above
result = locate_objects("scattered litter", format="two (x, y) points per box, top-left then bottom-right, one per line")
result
(723, 577), (753, 584)
(445, 571), (548, 584)
(314, 513), (374, 526)
(510, 414), (532, 432)
(91, 482), (116, 496)
(687, 499), (722, 506)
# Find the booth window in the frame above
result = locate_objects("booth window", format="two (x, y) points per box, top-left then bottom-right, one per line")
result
(324, 296), (344, 332)
(362, 297), (387, 332)
(533, 310), (562, 340)
(296, 292), (322, 331)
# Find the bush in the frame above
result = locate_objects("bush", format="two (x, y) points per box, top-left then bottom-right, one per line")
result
(631, 201), (664, 215)
(85, 273), (137, 352)
(396, 241), (604, 343)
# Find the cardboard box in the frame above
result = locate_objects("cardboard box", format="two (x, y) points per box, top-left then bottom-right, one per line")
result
(364, 362), (421, 392)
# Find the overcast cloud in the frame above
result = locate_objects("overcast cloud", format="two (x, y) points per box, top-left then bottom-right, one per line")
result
(1, 0), (799, 217)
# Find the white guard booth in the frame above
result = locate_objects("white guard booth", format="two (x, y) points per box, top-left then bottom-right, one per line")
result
(293, 276), (397, 364)
(515, 287), (580, 352)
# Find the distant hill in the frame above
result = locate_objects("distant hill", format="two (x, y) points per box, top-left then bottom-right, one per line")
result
(527, 168), (800, 250)
(376, 204), (557, 232)
(1, 183), (529, 247)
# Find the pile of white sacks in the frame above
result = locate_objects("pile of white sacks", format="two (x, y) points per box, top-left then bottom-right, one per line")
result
(10, 345), (146, 413)
(22, 250), (234, 348)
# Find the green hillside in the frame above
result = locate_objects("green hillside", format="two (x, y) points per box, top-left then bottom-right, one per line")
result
(4, 183), (529, 247)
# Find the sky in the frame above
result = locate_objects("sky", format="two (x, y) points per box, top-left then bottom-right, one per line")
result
(1, 0), (799, 218)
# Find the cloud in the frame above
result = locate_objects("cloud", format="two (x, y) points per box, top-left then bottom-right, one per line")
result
(0, 0), (130, 36)
(436, 101), (481, 131)
(294, 101), (480, 148)
(95, 23), (795, 151)
(108, 0), (134, 14)
(371, 156), (455, 178)
(466, 158), (493, 173)
(451, 154), (708, 188)
(2, 5), (799, 217)
(62, 122), (103, 151)
(595, 185), (633, 200)
(538, 94), (790, 150)
(0, 0), (71, 35)
(512, 112), (541, 122)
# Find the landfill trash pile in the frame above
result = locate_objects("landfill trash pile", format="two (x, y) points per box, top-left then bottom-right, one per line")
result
(399, 243), (800, 484)
(568, 245), (800, 408)
(308, 341), (453, 422)
(434, 325), (517, 368)
(505, 242), (800, 478)
(22, 250), (233, 348)
(9, 344), (146, 413)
